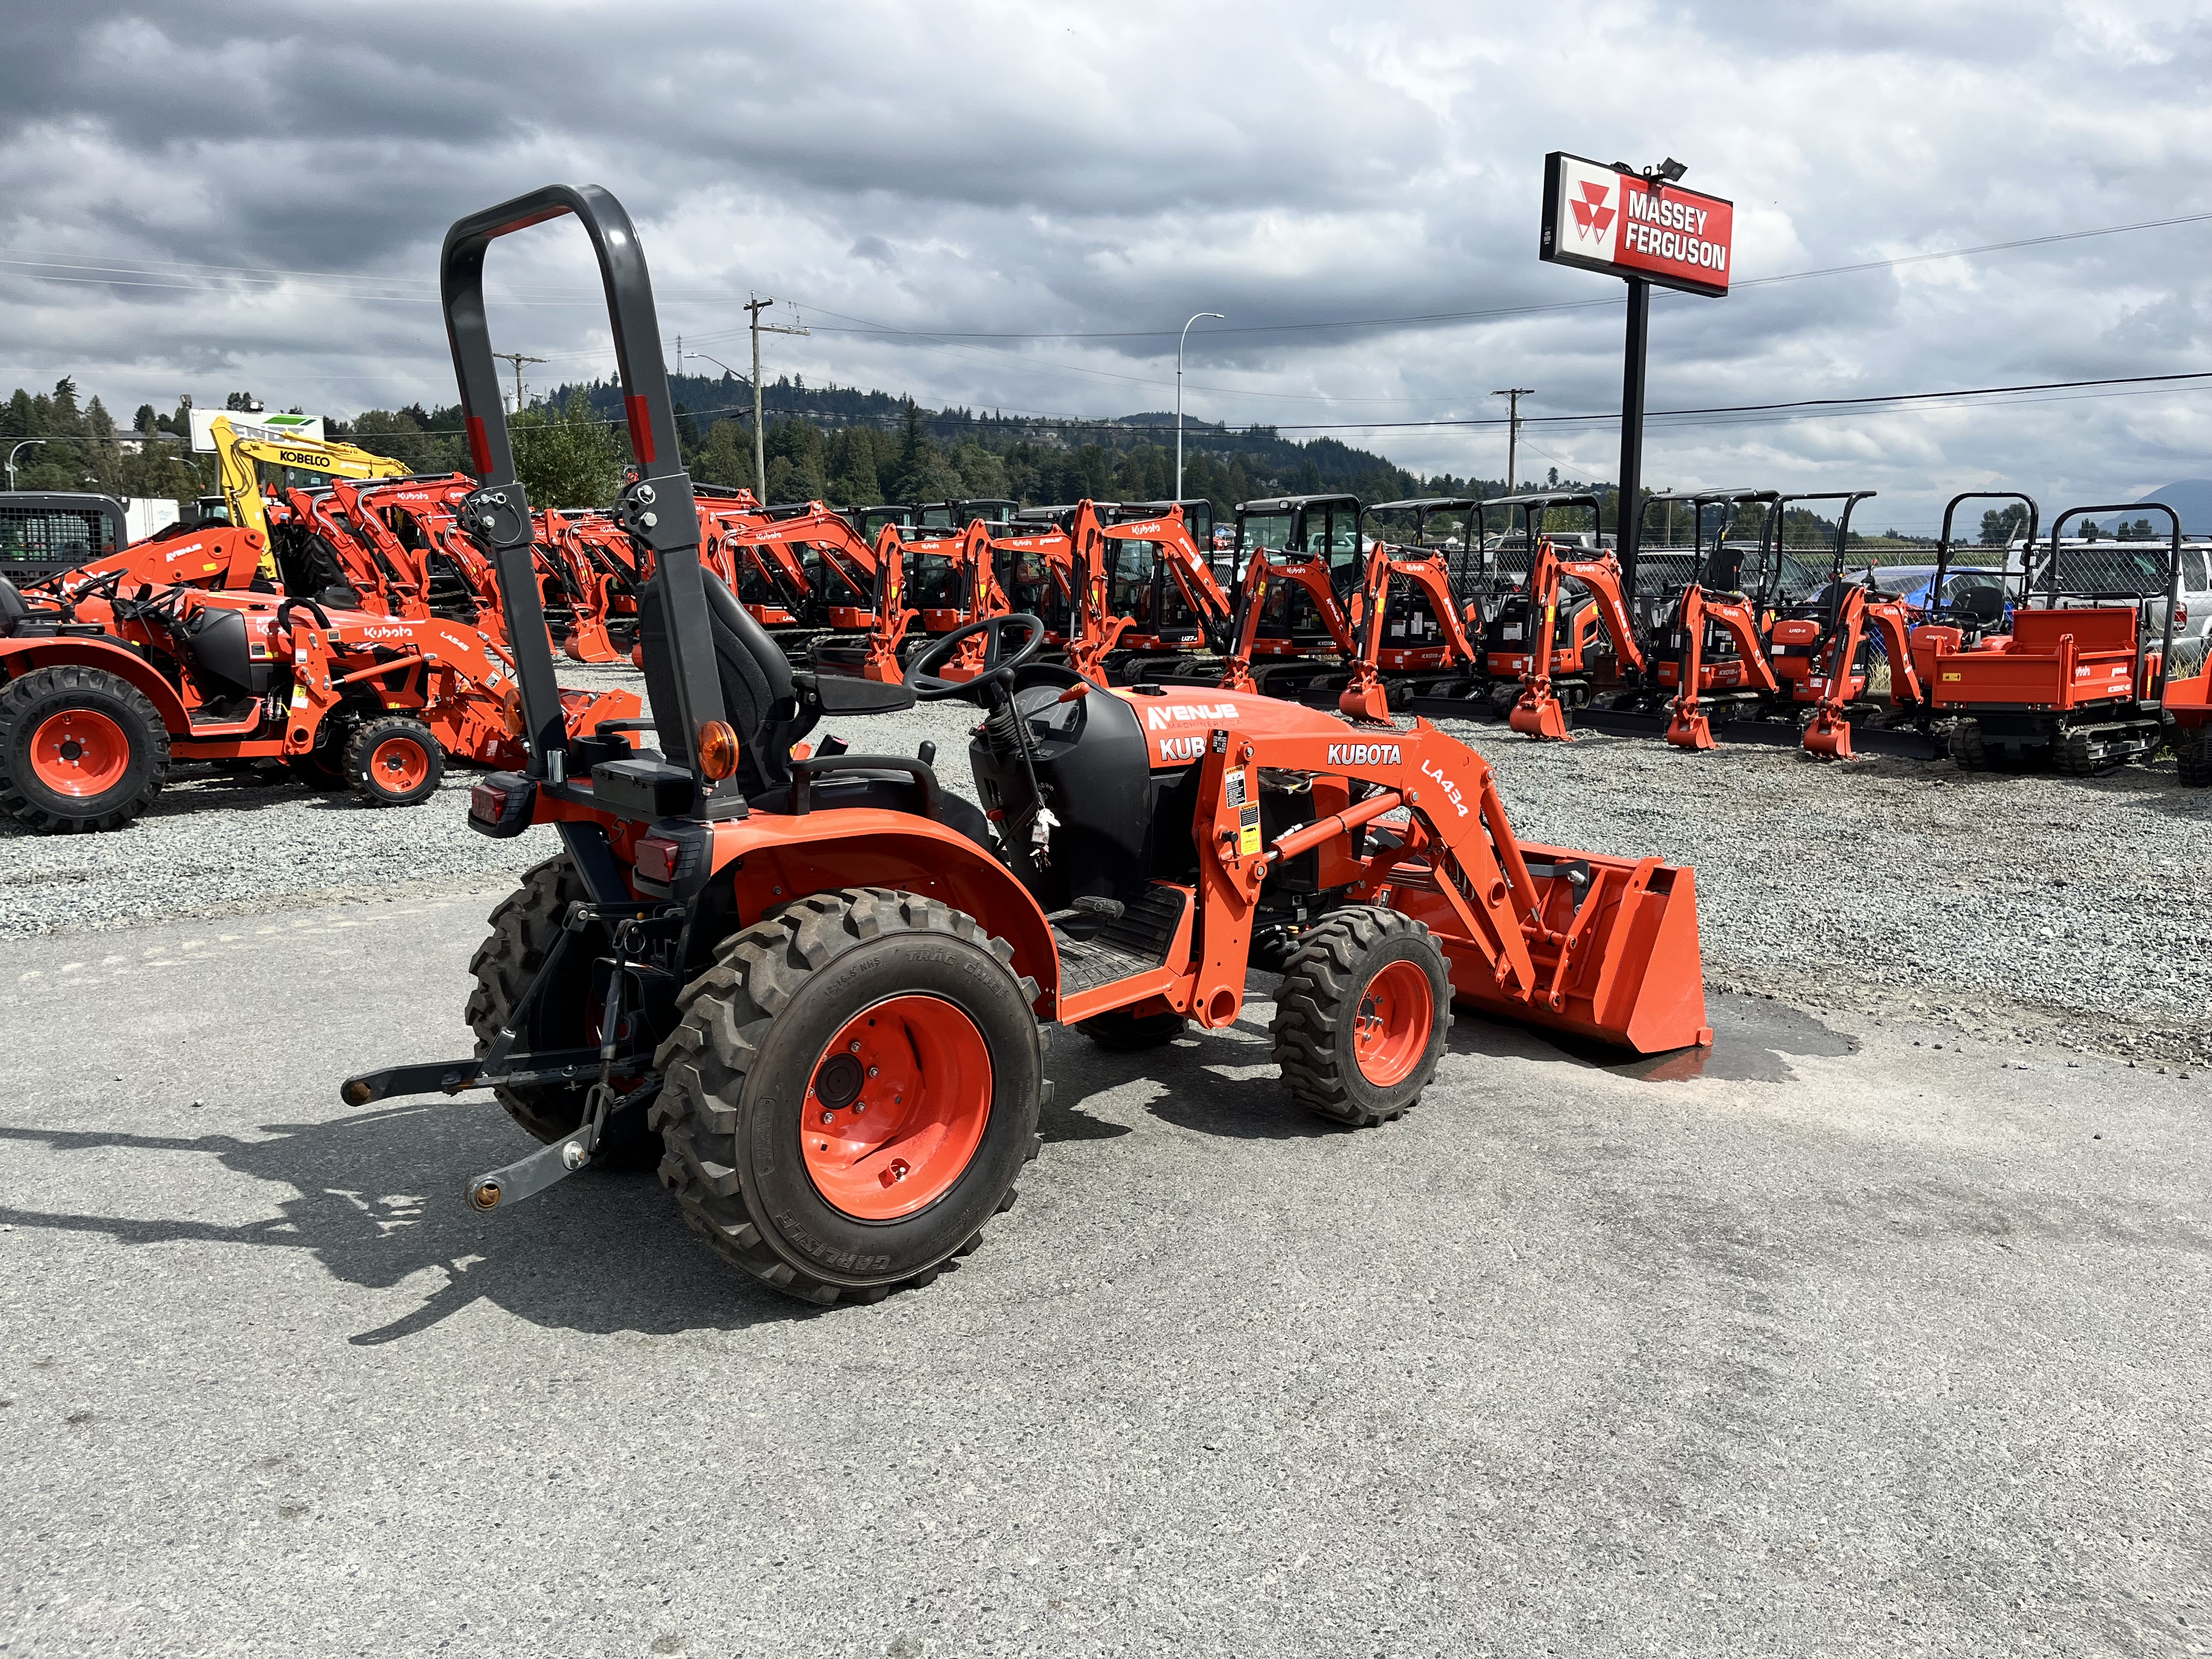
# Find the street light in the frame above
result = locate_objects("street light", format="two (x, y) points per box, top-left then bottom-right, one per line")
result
(684, 350), (741, 379)
(5, 438), (47, 490)
(1176, 311), (1225, 502)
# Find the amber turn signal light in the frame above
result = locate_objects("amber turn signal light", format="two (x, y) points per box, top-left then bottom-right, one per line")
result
(696, 719), (740, 780)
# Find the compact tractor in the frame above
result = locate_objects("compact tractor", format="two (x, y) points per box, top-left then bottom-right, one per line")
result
(0, 569), (639, 831)
(345, 185), (1713, 1306)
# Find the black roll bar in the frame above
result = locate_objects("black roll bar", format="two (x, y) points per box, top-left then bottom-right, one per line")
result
(2043, 501), (2181, 699)
(1929, 492), (2038, 630)
(438, 183), (740, 815)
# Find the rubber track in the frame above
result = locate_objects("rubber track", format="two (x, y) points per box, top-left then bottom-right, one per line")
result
(1948, 719), (1988, 771)
(464, 855), (589, 1144)
(2180, 730), (2212, 787)
(650, 887), (1040, 1306)
(1268, 904), (1434, 1128)
(0, 664), (170, 833)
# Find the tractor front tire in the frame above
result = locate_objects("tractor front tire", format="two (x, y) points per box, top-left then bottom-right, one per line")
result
(0, 665), (169, 833)
(651, 888), (1043, 1305)
(1271, 906), (1450, 1128)
(346, 715), (444, 806)
(465, 855), (661, 1165)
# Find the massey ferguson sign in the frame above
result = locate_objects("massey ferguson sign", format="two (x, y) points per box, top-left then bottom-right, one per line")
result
(1540, 152), (1734, 298)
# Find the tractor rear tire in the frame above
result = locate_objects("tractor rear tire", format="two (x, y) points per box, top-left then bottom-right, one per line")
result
(465, 855), (661, 1166)
(651, 888), (1043, 1305)
(1075, 1005), (1186, 1050)
(2177, 729), (2212, 787)
(1270, 906), (1450, 1127)
(346, 715), (444, 806)
(1947, 719), (1988, 771)
(0, 665), (169, 833)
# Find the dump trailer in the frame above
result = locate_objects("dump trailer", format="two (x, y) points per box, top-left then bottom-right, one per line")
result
(343, 184), (1715, 1307)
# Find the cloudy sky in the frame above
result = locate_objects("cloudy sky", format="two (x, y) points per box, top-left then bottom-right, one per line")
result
(3, 0), (2209, 530)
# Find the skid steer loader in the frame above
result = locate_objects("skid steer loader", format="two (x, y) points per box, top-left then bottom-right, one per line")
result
(345, 185), (1712, 1306)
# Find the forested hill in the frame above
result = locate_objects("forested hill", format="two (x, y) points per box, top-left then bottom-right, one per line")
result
(544, 370), (1488, 514)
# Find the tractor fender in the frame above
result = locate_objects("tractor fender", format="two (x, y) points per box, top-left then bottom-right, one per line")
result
(709, 811), (1060, 1008)
(0, 637), (191, 732)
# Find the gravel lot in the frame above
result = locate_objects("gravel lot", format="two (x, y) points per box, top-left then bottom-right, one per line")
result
(7, 662), (2207, 1065)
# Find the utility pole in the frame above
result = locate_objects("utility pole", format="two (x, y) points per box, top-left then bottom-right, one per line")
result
(491, 352), (546, 415)
(746, 294), (810, 503)
(1490, 387), (1534, 494)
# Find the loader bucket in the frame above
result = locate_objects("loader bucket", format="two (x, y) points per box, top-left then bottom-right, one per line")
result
(1444, 847), (1711, 1054)
(1801, 710), (1853, 759)
(1508, 689), (1572, 741)
(1664, 706), (1716, 751)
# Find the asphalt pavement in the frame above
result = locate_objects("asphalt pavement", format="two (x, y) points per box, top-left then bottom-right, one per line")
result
(3, 890), (2208, 1657)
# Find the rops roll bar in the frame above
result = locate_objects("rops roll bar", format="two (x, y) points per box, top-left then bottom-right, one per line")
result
(1929, 492), (2037, 630)
(439, 183), (741, 815)
(2043, 501), (2181, 699)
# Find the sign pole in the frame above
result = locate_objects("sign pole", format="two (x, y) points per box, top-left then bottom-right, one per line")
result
(1616, 276), (1649, 597)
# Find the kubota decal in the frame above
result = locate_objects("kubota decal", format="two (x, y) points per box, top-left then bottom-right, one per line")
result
(1157, 735), (1205, 761)
(1327, 742), (1401, 767)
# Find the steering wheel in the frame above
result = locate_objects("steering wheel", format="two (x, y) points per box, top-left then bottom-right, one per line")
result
(904, 613), (1046, 701)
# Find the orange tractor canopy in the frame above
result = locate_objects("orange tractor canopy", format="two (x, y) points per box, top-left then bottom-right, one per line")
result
(345, 182), (1716, 1308)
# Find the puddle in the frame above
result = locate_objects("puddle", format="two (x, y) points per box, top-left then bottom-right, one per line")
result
(1451, 991), (1858, 1084)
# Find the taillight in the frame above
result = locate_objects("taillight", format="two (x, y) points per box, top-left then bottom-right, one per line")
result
(466, 772), (535, 839)
(635, 837), (681, 884)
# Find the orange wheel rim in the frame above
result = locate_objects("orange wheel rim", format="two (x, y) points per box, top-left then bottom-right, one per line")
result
(800, 994), (992, 1221)
(29, 709), (129, 798)
(1353, 959), (1433, 1087)
(369, 736), (430, 791)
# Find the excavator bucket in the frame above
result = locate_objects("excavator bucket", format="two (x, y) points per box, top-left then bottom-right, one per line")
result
(564, 614), (620, 663)
(1442, 848), (1711, 1054)
(1339, 681), (1392, 723)
(1508, 689), (1572, 741)
(1801, 709), (1854, 759)
(1664, 705), (1716, 751)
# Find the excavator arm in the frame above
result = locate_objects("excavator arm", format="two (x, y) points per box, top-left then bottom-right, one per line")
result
(210, 416), (412, 579)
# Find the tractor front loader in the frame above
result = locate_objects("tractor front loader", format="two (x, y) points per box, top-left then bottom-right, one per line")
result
(343, 184), (1714, 1308)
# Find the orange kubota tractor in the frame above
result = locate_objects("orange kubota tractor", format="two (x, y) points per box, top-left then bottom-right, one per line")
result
(345, 184), (1713, 1306)
(1216, 494), (1365, 698)
(1480, 492), (1644, 740)
(0, 571), (641, 830)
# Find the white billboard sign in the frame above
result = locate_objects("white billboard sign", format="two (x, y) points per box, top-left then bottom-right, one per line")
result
(190, 409), (325, 452)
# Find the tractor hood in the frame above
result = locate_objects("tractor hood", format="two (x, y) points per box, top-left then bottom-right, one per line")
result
(1114, 685), (1360, 769)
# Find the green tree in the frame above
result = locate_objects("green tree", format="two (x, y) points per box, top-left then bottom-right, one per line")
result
(510, 392), (622, 509)
(1979, 504), (2029, 545)
(826, 426), (883, 504)
(691, 417), (756, 490)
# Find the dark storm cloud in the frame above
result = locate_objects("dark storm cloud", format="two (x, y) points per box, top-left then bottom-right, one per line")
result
(4, 1), (2211, 524)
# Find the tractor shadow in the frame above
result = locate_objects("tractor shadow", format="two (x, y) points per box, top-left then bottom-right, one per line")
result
(1445, 991), (1858, 1085)
(1051, 990), (1350, 1143)
(0, 1105), (813, 1344)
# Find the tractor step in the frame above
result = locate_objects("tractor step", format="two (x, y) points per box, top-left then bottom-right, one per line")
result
(1052, 883), (1190, 996)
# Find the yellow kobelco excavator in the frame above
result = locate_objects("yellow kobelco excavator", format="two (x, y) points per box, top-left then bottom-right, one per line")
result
(209, 415), (411, 582)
